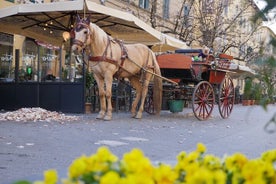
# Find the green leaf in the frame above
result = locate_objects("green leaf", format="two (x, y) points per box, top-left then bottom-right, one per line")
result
(13, 181), (32, 184)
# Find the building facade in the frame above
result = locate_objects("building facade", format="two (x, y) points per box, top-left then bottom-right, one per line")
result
(0, 0), (275, 111)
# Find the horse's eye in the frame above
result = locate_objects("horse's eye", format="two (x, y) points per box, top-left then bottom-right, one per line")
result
(84, 30), (88, 34)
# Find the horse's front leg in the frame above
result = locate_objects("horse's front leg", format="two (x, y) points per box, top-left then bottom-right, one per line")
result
(95, 77), (106, 120)
(104, 78), (113, 121)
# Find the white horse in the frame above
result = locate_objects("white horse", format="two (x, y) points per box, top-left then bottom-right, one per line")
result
(71, 16), (162, 120)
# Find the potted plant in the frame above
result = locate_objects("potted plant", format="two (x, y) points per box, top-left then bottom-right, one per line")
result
(253, 83), (262, 105)
(168, 90), (184, 113)
(242, 78), (253, 106)
(85, 70), (94, 114)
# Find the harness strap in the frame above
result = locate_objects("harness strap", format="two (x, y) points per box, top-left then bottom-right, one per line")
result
(115, 39), (128, 67)
(88, 37), (129, 78)
(114, 39), (128, 77)
(89, 56), (117, 64)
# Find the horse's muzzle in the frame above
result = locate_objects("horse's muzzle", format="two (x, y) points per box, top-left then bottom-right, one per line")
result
(72, 39), (85, 52)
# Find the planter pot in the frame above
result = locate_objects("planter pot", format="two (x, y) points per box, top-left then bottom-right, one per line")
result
(85, 103), (92, 114)
(254, 100), (260, 105)
(169, 100), (184, 113)
(242, 100), (251, 106)
(250, 100), (255, 105)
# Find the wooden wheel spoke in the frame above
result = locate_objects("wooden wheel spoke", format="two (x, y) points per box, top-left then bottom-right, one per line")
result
(194, 103), (202, 112)
(218, 76), (234, 119)
(192, 81), (214, 120)
(195, 93), (203, 101)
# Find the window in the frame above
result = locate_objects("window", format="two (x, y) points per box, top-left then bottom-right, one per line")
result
(39, 46), (59, 82)
(139, 0), (149, 9)
(203, 0), (214, 14)
(0, 33), (14, 83)
(163, 0), (170, 19)
(184, 5), (190, 16)
(223, 0), (229, 15)
(183, 5), (192, 26)
(21, 39), (38, 82)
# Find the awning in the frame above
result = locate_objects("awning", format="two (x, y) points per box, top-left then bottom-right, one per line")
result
(152, 34), (189, 52)
(227, 64), (256, 78)
(0, 0), (84, 46)
(0, 0), (188, 50)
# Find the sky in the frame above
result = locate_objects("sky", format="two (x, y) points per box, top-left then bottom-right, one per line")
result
(254, 0), (276, 35)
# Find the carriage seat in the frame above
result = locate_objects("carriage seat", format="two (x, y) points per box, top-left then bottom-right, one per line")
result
(156, 53), (193, 83)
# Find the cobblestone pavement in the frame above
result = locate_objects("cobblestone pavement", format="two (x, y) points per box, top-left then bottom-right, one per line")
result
(0, 104), (276, 183)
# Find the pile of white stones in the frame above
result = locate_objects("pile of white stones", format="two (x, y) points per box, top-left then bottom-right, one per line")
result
(0, 107), (79, 122)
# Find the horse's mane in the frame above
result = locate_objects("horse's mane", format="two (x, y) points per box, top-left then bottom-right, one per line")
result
(90, 23), (108, 41)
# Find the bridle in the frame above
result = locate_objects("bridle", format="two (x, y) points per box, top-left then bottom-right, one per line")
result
(71, 21), (91, 50)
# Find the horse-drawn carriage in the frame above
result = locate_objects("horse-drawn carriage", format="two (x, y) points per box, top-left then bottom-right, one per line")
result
(71, 16), (235, 121)
(144, 49), (235, 120)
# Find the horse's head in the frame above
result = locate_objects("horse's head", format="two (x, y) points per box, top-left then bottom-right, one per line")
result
(71, 15), (92, 53)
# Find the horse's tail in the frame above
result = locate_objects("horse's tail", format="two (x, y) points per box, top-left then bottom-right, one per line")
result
(151, 51), (163, 115)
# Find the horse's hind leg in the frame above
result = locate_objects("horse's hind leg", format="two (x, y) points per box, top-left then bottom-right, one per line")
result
(135, 75), (151, 119)
(129, 77), (142, 118)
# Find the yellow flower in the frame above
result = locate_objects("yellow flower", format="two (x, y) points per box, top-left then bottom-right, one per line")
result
(121, 173), (154, 184)
(184, 162), (200, 179)
(261, 149), (276, 163)
(196, 142), (207, 153)
(121, 148), (154, 182)
(224, 153), (248, 172)
(242, 159), (275, 183)
(154, 164), (178, 184)
(186, 167), (213, 184)
(186, 151), (200, 164)
(212, 170), (226, 184)
(44, 169), (58, 184)
(96, 146), (118, 163)
(68, 155), (87, 179)
(100, 171), (120, 184)
(203, 154), (222, 170)
(242, 159), (264, 183)
(16, 145), (276, 184)
(175, 151), (200, 177)
(176, 151), (187, 162)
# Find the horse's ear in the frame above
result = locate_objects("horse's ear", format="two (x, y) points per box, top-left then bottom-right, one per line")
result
(85, 15), (91, 25)
(76, 14), (81, 23)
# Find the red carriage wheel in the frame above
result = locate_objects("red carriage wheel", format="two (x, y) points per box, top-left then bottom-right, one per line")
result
(192, 81), (215, 120)
(218, 76), (235, 119)
(144, 86), (155, 114)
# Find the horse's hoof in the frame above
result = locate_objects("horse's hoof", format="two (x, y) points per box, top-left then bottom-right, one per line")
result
(134, 113), (142, 119)
(96, 114), (104, 120)
(104, 116), (112, 121)
(131, 113), (136, 118)
(134, 115), (142, 119)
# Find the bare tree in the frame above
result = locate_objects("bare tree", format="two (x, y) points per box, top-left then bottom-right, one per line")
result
(148, 0), (263, 62)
